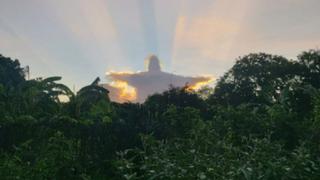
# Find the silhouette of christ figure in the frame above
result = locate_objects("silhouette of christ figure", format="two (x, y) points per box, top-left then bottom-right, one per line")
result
(102, 55), (211, 102)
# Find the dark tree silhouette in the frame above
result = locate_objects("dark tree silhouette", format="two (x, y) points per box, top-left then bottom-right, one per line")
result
(211, 53), (299, 106)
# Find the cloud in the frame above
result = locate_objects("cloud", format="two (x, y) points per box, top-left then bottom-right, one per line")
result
(45, 0), (128, 70)
(0, 0), (128, 89)
(173, 16), (238, 60)
(0, 17), (57, 77)
(171, 0), (320, 78)
(102, 55), (212, 102)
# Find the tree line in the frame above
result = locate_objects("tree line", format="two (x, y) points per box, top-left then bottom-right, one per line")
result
(0, 50), (320, 179)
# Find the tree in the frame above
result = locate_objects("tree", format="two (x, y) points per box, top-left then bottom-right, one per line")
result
(144, 86), (206, 117)
(68, 77), (112, 119)
(0, 54), (25, 88)
(210, 53), (298, 106)
(12, 76), (74, 117)
(298, 49), (320, 88)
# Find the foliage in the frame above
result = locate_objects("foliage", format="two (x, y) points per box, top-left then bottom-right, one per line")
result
(210, 53), (299, 106)
(1, 50), (320, 179)
(116, 134), (320, 180)
(0, 54), (25, 88)
(298, 49), (320, 88)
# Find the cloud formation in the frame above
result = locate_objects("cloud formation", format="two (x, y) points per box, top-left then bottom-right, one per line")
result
(102, 55), (212, 102)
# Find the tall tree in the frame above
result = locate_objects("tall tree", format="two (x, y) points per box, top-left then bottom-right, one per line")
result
(211, 53), (298, 106)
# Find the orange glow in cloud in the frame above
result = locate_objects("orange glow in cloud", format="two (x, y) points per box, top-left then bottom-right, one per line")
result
(109, 80), (137, 101)
(107, 70), (135, 75)
(187, 76), (213, 91)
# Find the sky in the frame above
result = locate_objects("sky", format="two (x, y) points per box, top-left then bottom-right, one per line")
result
(0, 0), (319, 91)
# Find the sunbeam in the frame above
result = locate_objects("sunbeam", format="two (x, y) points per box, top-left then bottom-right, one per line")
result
(0, 0), (319, 91)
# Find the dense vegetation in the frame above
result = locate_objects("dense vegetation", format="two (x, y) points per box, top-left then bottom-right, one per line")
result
(1, 50), (320, 179)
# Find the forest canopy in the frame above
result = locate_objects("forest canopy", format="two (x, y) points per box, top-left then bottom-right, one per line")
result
(1, 50), (320, 179)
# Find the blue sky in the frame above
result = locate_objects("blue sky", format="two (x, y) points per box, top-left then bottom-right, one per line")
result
(0, 0), (319, 90)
